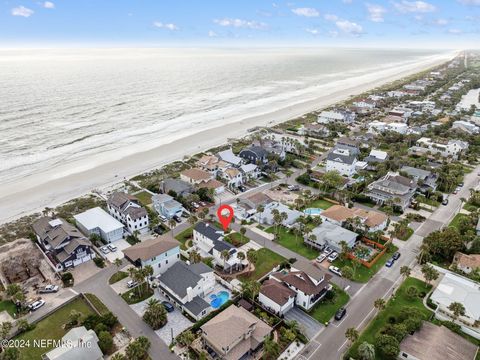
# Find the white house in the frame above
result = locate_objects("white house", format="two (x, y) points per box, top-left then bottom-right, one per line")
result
(157, 261), (215, 320)
(452, 120), (479, 134)
(122, 234), (181, 276)
(317, 110), (356, 124)
(74, 207), (124, 243)
(217, 148), (243, 166)
(253, 202), (302, 228)
(368, 121), (386, 133)
(326, 148), (357, 177)
(352, 98), (376, 109)
(221, 168), (243, 188)
(258, 278), (296, 316)
(305, 222), (358, 252)
(411, 137), (469, 159)
(240, 163), (260, 180)
(107, 192), (149, 234)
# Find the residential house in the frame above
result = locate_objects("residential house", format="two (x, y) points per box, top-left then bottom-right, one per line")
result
(452, 252), (480, 275)
(152, 193), (184, 220)
(320, 205), (388, 232)
(180, 168), (213, 185)
(398, 321), (478, 360)
(317, 110), (356, 124)
(157, 261), (215, 320)
(196, 155), (223, 175)
(336, 137), (360, 155)
(430, 272), (480, 328)
(240, 163), (260, 180)
(452, 120), (479, 134)
(326, 148), (358, 177)
(222, 168), (243, 188)
(352, 98), (376, 109)
(409, 137), (469, 160)
(305, 222), (358, 252)
(254, 202), (302, 228)
(368, 120), (386, 134)
(239, 146), (269, 165)
(74, 207), (124, 243)
(123, 234), (180, 276)
(107, 192), (149, 234)
(258, 279), (296, 315)
(400, 166), (438, 193)
(300, 123), (330, 138)
(32, 217), (95, 271)
(201, 179), (226, 195)
(200, 305), (272, 360)
(193, 222), (246, 272)
(159, 178), (193, 197)
(364, 149), (389, 166)
(266, 268), (332, 311)
(233, 193), (274, 221)
(43, 326), (103, 360)
(365, 172), (417, 210)
(217, 148), (244, 167)
(385, 122), (408, 134)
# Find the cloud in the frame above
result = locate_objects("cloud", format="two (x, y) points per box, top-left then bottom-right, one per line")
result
(306, 28), (320, 35)
(153, 21), (179, 31)
(43, 1), (55, 9)
(324, 14), (339, 21)
(366, 4), (386, 22)
(458, 0), (480, 4)
(336, 20), (363, 35)
(291, 7), (320, 17)
(433, 18), (448, 26)
(213, 18), (267, 30)
(393, 1), (436, 13)
(448, 28), (463, 34)
(11, 6), (34, 17)
(208, 30), (218, 37)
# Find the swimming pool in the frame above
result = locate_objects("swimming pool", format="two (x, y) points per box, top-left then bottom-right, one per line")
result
(303, 208), (323, 216)
(210, 291), (229, 309)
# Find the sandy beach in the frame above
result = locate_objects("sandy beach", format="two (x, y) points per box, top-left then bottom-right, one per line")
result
(0, 51), (455, 225)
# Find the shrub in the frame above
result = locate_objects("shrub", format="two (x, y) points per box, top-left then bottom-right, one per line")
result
(93, 257), (105, 268)
(61, 272), (74, 287)
(324, 289), (335, 301)
(94, 323), (109, 334)
(98, 330), (114, 353)
(387, 316), (397, 324)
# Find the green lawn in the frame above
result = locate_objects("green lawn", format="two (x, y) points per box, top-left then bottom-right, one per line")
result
(109, 271), (128, 284)
(134, 190), (153, 205)
(332, 244), (399, 283)
(16, 297), (95, 360)
(239, 248), (286, 281)
(225, 232), (249, 247)
(396, 227), (414, 241)
(416, 195), (440, 207)
(464, 203), (480, 212)
(175, 226), (194, 250)
(0, 300), (17, 317)
(347, 277), (433, 360)
(309, 284), (350, 324)
(449, 213), (470, 230)
(304, 198), (335, 210)
(84, 293), (110, 315)
(266, 226), (319, 260)
(121, 283), (154, 304)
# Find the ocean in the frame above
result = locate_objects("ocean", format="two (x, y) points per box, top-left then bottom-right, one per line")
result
(0, 47), (447, 185)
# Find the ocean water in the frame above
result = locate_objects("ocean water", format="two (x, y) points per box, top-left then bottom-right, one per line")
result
(0, 48), (445, 184)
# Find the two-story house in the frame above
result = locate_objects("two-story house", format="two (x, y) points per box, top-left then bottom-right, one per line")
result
(221, 168), (243, 188)
(365, 171), (417, 211)
(107, 192), (149, 234)
(326, 148), (358, 177)
(122, 234), (180, 276)
(152, 193), (184, 219)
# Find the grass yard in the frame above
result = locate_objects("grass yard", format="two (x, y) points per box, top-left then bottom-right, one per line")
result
(121, 283), (154, 304)
(332, 244), (399, 283)
(175, 226), (194, 250)
(109, 271), (128, 284)
(266, 226), (319, 260)
(309, 284), (350, 324)
(304, 198), (335, 210)
(449, 213), (470, 230)
(464, 203), (480, 212)
(239, 248), (286, 281)
(347, 277), (432, 360)
(84, 293), (110, 315)
(396, 227), (414, 241)
(0, 300), (17, 317)
(225, 232), (249, 247)
(16, 297), (95, 360)
(134, 190), (153, 205)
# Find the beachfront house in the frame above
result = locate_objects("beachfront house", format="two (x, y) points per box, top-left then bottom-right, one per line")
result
(217, 148), (243, 167)
(152, 193), (184, 219)
(305, 222), (358, 252)
(352, 98), (376, 109)
(32, 217), (95, 271)
(159, 178), (193, 197)
(157, 261), (215, 320)
(180, 168), (213, 185)
(365, 171), (417, 211)
(317, 110), (356, 125)
(122, 234), (180, 276)
(107, 192), (149, 234)
(239, 145), (269, 165)
(74, 207), (124, 243)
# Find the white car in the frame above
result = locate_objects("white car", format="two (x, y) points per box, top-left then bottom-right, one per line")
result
(192, 202), (200, 209)
(45, 285), (59, 292)
(316, 254), (327, 263)
(329, 266), (342, 277)
(100, 246), (110, 254)
(107, 244), (117, 252)
(29, 300), (45, 311)
(127, 280), (138, 288)
(327, 252), (339, 262)
(323, 247), (333, 256)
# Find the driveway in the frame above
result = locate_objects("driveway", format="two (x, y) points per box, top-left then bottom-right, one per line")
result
(105, 239), (131, 262)
(130, 291), (194, 345)
(284, 307), (323, 340)
(111, 276), (133, 295)
(70, 260), (103, 284)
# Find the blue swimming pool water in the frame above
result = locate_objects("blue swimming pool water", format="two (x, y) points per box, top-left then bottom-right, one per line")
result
(303, 208), (323, 216)
(210, 291), (229, 309)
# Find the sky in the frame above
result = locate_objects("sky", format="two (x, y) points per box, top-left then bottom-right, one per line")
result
(1, 0), (480, 49)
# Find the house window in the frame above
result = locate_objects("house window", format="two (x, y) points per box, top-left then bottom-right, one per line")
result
(151, 256), (156, 261)
(166, 260), (168, 264)
(158, 264), (161, 268)
(402, 353), (408, 358)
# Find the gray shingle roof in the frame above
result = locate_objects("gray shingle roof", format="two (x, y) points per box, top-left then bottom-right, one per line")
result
(183, 296), (210, 316)
(194, 222), (224, 242)
(327, 151), (356, 165)
(158, 262), (203, 299)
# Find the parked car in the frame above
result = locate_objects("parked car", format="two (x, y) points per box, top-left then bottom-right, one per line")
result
(238, 185), (247, 192)
(100, 246), (110, 254)
(327, 252), (338, 262)
(287, 185), (300, 191)
(459, 182), (464, 187)
(323, 247), (333, 256)
(385, 258), (395, 267)
(199, 201), (207, 207)
(329, 266), (342, 277)
(107, 243), (117, 252)
(29, 300), (45, 311)
(126, 280), (138, 288)
(162, 301), (175, 312)
(335, 307), (347, 321)
(173, 215), (182, 223)
(392, 252), (401, 260)
(159, 215), (167, 222)
(192, 202), (200, 209)
(316, 254), (327, 263)
(38, 285), (59, 294)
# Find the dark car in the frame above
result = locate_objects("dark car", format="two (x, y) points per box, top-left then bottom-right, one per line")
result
(238, 185), (247, 192)
(173, 215), (182, 223)
(392, 252), (401, 260)
(162, 301), (175, 312)
(385, 258), (394, 267)
(335, 307), (347, 321)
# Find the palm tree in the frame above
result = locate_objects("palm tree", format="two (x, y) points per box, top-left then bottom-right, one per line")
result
(188, 214), (198, 226)
(448, 302), (466, 321)
(237, 251), (246, 266)
(374, 298), (386, 312)
(263, 335), (280, 360)
(239, 227), (247, 243)
(113, 258), (123, 269)
(256, 205), (265, 224)
(142, 265), (154, 290)
(220, 249), (230, 273)
(131, 268), (145, 297)
(357, 341), (375, 360)
(421, 264), (439, 287)
(345, 327), (359, 344)
(246, 249), (257, 272)
(189, 250), (201, 264)
(168, 218), (177, 235)
(143, 298), (167, 330)
(400, 265), (411, 280)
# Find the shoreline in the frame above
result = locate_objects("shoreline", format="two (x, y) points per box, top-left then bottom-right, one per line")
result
(0, 52), (455, 225)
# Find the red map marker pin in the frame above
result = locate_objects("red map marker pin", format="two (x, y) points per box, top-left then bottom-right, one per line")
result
(217, 204), (234, 231)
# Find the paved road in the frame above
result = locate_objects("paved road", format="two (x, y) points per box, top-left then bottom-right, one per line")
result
(297, 164), (480, 360)
(74, 261), (178, 360)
